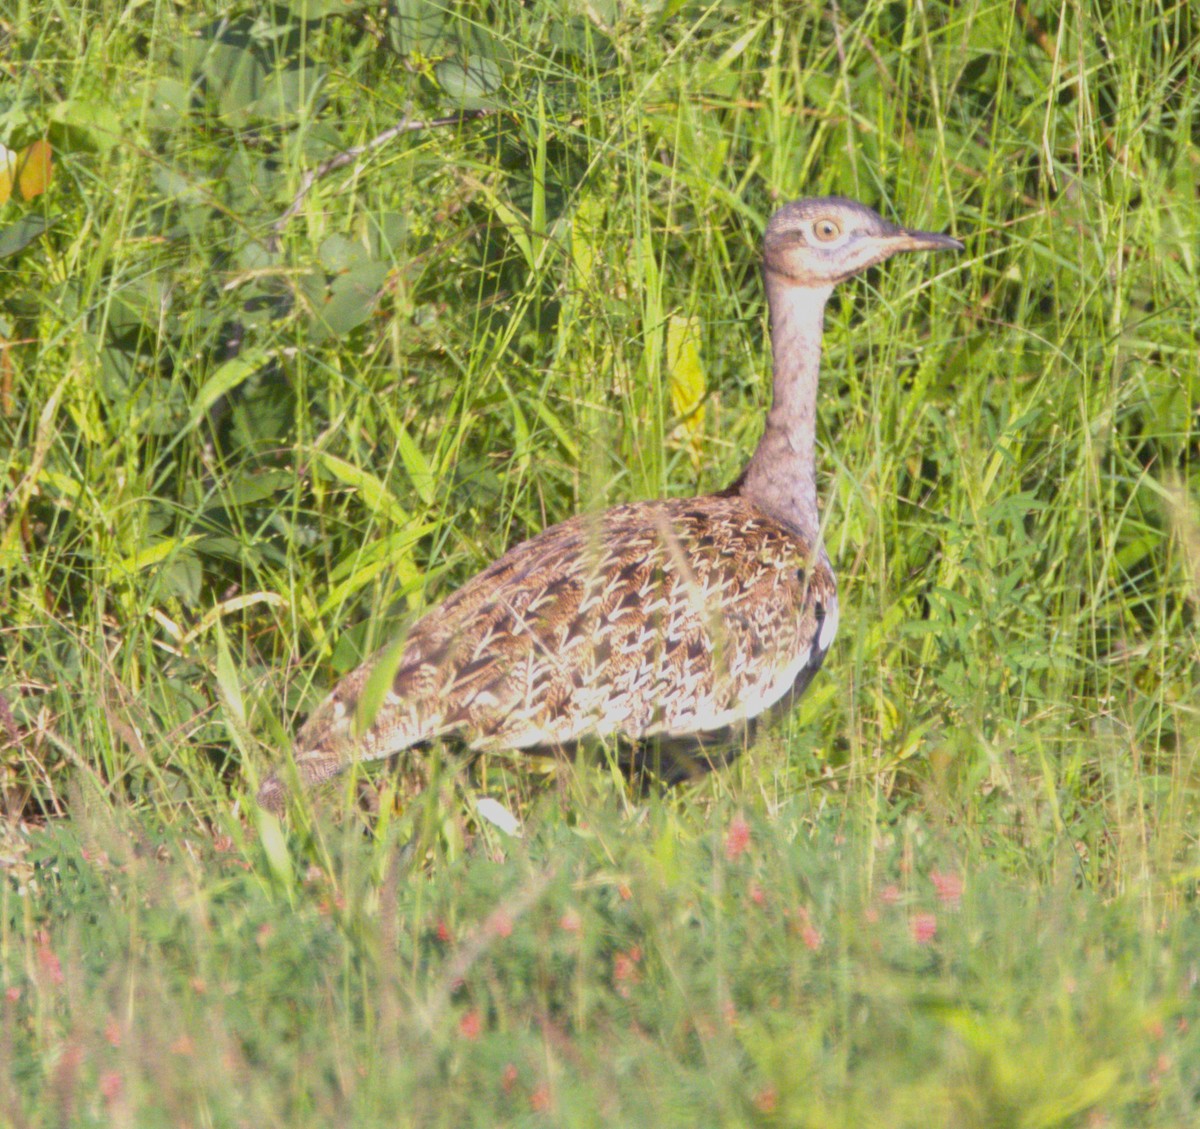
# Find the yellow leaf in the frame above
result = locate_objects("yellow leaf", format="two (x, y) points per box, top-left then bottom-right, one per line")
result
(666, 314), (706, 465)
(17, 140), (51, 200)
(0, 146), (16, 205)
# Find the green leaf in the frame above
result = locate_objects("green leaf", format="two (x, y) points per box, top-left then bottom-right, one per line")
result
(354, 634), (410, 737)
(312, 451), (411, 527)
(214, 617), (247, 733)
(394, 420), (436, 507)
(256, 808), (296, 894)
(308, 260), (390, 342)
(49, 97), (123, 152)
(190, 350), (269, 425)
(146, 77), (191, 133)
(284, 0), (369, 16)
(435, 57), (503, 107)
(0, 215), (52, 260)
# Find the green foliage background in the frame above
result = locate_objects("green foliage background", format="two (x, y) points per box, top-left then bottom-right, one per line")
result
(1, 0), (1199, 1124)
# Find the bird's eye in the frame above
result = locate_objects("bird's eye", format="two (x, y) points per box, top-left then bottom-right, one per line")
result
(813, 218), (842, 242)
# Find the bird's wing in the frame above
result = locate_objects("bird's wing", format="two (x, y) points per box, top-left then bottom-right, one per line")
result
(261, 495), (835, 806)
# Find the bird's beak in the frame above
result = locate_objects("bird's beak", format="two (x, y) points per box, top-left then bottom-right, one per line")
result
(891, 227), (964, 254)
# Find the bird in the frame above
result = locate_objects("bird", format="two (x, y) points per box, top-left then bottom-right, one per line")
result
(257, 196), (962, 812)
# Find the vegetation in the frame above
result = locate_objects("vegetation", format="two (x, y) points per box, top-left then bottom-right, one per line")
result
(1, 0), (1198, 1123)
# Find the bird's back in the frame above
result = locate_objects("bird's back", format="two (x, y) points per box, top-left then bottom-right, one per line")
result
(260, 494), (837, 807)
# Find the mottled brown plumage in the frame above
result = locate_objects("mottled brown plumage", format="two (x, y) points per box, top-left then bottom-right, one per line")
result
(257, 196), (961, 811)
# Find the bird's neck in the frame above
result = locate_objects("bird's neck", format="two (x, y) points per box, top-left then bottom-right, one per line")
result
(737, 271), (835, 539)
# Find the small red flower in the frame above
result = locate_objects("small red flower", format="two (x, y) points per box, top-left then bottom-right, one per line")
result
(910, 913), (937, 945)
(502, 1062), (519, 1094)
(748, 881), (766, 906)
(724, 816), (751, 861)
(436, 919), (452, 942)
(36, 941), (64, 986)
(99, 1070), (122, 1103)
(558, 909), (582, 933)
(530, 1084), (552, 1112)
(613, 948), (642, 997)
(753, 1085), (778, 1113)
(791, 907), (821, 950)
(931, 870), (963, 906)
(878, 884), (901, 905)
(459, 1009), (483, 1040)
(487, 909), (514, 938)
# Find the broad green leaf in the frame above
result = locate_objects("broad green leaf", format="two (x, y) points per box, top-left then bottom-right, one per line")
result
(190, 350), (269, 425)
(285, 0), (369, 16)
(0, 215), (52, 259)
(308, 260), (390, 342)
(49, 97), (123, 152)
(113, 535), (203, 580)
(146, 77), (190, 133)
(435, 57), (503, 107)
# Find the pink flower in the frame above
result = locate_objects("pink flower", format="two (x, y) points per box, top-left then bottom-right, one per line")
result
(459, 1010), (483, 1040)
(558, 909), (582, 933)
(724, 816), (751, 861)
(99, 1070), (122, 1103)
(36, 941), (63, 986)
(931, 870), (963, 906)
(754, 1086), (778, 1113)
(792, 907), (821, 950)
(910, 913), (937, 944)
(613, 947), (643, 997)
(487, 910), (514, 938)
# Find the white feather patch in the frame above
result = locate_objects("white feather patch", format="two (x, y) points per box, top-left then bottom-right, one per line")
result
(475, 796), (522, 837)
(818, 596), (839, 653)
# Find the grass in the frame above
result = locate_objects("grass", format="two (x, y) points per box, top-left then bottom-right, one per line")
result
(1, 0), (1199, 1123)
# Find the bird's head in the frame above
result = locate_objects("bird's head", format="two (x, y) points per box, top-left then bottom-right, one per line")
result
(763, 196), (962, 287)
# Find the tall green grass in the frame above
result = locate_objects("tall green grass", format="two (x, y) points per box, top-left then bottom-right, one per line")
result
(2, 0), (1199, 1122)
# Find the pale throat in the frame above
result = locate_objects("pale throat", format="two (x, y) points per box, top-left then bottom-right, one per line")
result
(737, 269), (835, 540)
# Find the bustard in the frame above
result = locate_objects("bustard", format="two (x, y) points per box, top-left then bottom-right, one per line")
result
(258, 197), (961, 811)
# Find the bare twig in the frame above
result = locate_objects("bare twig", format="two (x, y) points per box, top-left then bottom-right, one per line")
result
(270, 107), (498, 246)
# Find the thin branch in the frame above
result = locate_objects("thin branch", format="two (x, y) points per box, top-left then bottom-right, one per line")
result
(270, 107), (498, 246)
